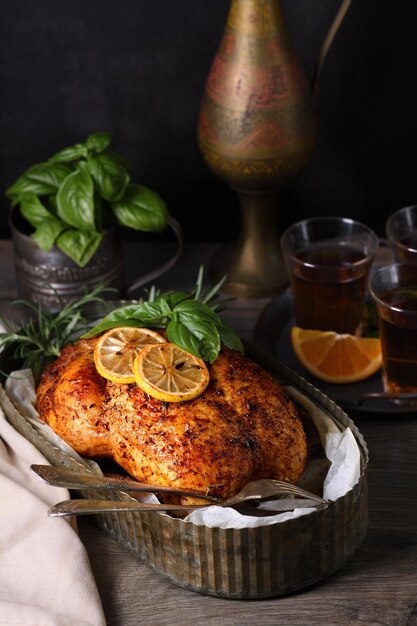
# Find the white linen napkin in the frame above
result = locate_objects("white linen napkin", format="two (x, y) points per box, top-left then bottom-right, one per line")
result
(0, 404), (106, 626)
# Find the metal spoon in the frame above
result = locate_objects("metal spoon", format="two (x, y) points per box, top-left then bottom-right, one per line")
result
(49, 499), (212, 516)
(31, 464), (221, 503)
(48, 495), (327, 517)
(31, 465), (328, 518)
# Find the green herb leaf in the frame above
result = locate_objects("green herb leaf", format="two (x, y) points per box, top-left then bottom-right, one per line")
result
(173, 299), (220, 324)
(83, 268), (243, 363)
(6, 162), (73, 199)
(163, 291), (191, 308)
(166, 319), (220, 363)
(46, 195), (58, 215)
(56, 167), (96, 231)
(87, 153), (130, 202)
(56, 228), (102, 267)
(19, 193), (67, 251)
(49, 143), (88, 163)
(0, 285), (111, 384)
(112, 184), (168, 232)
(215, 319), (244, 353)
(20, 193), (53, 226)
(85, 132), (112, 154)
(32, 220), (68, 252)
(82, 299), (172, 337)
(135, 299), (172, 320)
(5, 131), (170, 269)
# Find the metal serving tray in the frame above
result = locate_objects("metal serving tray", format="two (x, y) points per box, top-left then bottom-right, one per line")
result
(0, 343), (368, 599)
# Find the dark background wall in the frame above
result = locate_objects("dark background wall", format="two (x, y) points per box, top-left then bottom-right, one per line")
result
(1, 0), (417, 243)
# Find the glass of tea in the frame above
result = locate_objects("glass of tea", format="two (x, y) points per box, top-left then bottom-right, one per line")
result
(280, 216), (379, 334)
(368, 263), (417, 395)
(386, 205), (417, 265)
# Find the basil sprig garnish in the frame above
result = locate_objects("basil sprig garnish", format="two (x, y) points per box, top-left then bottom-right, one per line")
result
(83, 269), (243, 363)
(6, 131), (168, 268)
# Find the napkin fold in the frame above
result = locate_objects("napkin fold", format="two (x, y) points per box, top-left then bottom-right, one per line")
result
(0, 404), (106, 626)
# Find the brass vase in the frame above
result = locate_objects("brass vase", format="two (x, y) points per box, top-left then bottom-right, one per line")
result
(198, 0), (317, 297)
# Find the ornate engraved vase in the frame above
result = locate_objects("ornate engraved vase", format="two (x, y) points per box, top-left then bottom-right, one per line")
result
(198, 0), (317, 297)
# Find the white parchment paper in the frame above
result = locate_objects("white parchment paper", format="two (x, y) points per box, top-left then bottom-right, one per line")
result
(186, 387), (361, 528)
(4, 370), (361, 530)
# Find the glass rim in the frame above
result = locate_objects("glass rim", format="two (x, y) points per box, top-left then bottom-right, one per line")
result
(386, 205), (417, 253)
(280, 216), (379, 269)
(282, 214), (377, 231)
(369, 262), (417, 314)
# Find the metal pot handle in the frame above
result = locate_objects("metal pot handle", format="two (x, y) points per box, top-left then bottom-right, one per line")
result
(312, 0), (352, 96)
(124, 216), (184, 297)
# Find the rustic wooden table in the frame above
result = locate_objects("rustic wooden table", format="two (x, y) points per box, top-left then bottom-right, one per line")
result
(1, 239), (416, 626)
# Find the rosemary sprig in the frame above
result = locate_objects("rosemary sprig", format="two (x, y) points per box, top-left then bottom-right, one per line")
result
(0, 267), (242, 383)
(0, 285), (110, 383)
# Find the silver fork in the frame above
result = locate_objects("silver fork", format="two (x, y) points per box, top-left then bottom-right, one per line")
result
(31, 465), (328, 517)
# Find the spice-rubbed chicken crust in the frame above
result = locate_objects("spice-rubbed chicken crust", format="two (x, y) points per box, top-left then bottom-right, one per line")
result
(36, 338), (307, 501)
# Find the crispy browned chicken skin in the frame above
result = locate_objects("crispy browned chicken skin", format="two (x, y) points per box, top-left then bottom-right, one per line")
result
(36, 338), (307, 501)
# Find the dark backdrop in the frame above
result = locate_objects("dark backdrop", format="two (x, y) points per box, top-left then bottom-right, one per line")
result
(1, 0), (417, 243)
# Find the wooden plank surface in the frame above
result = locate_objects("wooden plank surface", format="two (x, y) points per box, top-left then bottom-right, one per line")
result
(1, 239), (416, 626)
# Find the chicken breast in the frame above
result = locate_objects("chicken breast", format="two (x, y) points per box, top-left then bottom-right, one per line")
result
(36, 338), (110, 457)
(36, 337), (307, 501)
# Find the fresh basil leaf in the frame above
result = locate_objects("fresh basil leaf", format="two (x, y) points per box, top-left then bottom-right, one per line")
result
(86, 132), (112, 154)
(46, 195), (58, 215)
(56, 228), (102, 267)
(32, 219), (68, 253)
(87, 153), (129, 202)
(124, 298), (172, 322)
(171, 297), (242, 356)
(215, 319), (244, 353)
(166, 319), (220, 363)
(85, 318), (147, 338)
(83, 298), (172, 337)
(6, 162), (73, 198)
(82, 273), (241, 364)
(92, 191), (104, 232)
(19, 193), (67, 252)
(19, 193), (52, 226)
(56, 167), (96, 231)
(106, 150), (130, 170)
(49, 143), (87, 163)
(112, 184), (168, 232)
(173, 299), (219, 323)
(163, 291), (191, 308)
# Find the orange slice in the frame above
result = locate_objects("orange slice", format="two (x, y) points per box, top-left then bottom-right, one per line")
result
(291, 327), (382, 384)
(133, 342), (210, 402)
(94, 327), (166, 384)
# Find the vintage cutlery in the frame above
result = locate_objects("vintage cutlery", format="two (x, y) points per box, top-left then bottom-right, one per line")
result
(31, 465), (328, 518)
(31, 464), (220, 502)
(48, 495), (327, 517)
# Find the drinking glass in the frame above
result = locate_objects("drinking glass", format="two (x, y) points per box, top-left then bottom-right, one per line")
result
(280, 216), (379, 334)
(386, 205), (417, 265)
(368, 263), (417, 395)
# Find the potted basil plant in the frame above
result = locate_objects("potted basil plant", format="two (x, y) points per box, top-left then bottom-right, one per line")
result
(6, 131), (178, 308)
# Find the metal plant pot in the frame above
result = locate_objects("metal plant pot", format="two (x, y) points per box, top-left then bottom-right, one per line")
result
(9, 207), (184, 311)
(9, 207), (124, 310)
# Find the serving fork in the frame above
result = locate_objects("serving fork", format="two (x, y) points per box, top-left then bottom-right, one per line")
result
(31, 464), (328, 518)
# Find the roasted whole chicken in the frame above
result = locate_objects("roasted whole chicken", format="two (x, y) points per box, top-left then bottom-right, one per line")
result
(36, 337), (307, 502)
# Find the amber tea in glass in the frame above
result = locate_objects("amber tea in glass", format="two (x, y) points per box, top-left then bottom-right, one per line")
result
(369, 264), (417, 395)
(386, 205), (417, 265)
(281, 217), (379, 334)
